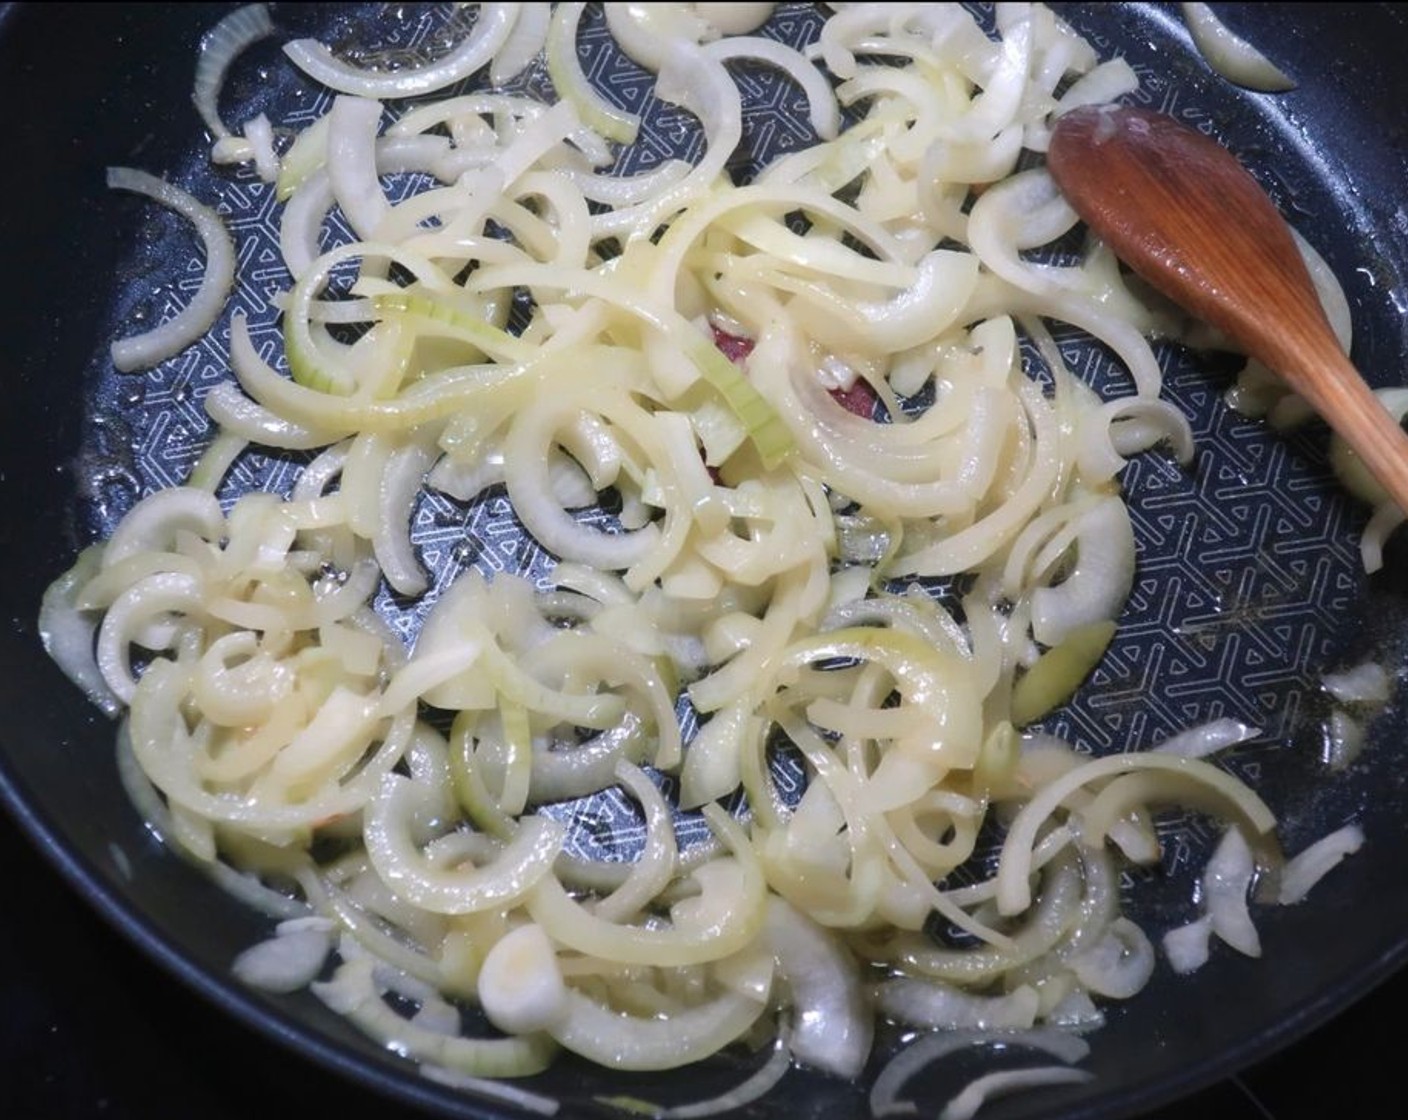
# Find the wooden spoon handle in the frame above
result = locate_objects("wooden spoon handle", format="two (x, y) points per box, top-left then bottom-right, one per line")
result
(1303, 345), (1408, 513)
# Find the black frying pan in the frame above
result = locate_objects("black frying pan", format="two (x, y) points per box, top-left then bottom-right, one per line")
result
(3, 4), (1408, 1119)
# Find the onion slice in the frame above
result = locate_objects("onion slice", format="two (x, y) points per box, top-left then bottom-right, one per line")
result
(232, 924), (334, 993)
(1163, 915), (1214, 975)
(1152, 717), (1261, 759)
(549, 985), (767, 1071)
(704, 36), (840, 140)
(1203, 826), (1261, 957)
(662, 1036), (792, 1118)
(107, 168), (236, 372)
(869, 1029), (1090, 1118)
(192, 3), (274, 139)
(1278, 824), (1365, 905)
(1321, 662), (1391, 706)
(546, 2), (640, 144)
(1181, 3), (1296, 91)
(765, 897), (872, 1078)
(283, 3), (517, 98)
(39, 546), (122, 718)
(491, 2), (551, 86)
(941, 1067), (1095, 1120)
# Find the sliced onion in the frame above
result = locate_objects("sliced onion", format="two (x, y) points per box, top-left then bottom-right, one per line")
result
(502, 392), (662, 572)
(1277, 824), (1365, 905)
(420, 1065), (560, 1114)
(590, 762), (679, 923)
(997, 754), (1277, 916)
(1322, 709), (1366, 772)
(232, 925), (333, 992)
(278, 169), (336, 280)
(695, 4), (776, 36)
(765, 897), (871, 1078)
(1203, 826), (1261, 958)
(548, 985), (767, 1071)
(1010, 620), (1116, 728)
(39, 546), (122, 717)
(1047, 990), (1106, 1032)
(249, 113), (281, 182)
(869, 1029), (1090, 1119)
(591, 42), (742, 240)
(662, 1036), (792, 1118)
(570, 158), (692, 208)
(679, 700), (752, 809)
(1067, 917), (1155, 999)
(528, 807), (765, 968)
(527, 714), (648, 803)
(327, 95), (389, 241)
(1162, 915), (1213, 976)
(477, 923), (568, 1035)
(96, 571), (205, 703)
(104, 486), (224, 566)
(704, 36), (839, 139)
(1078, 396), (1196, 483)
(1152, 717), (1261, 759)
(875, 978), (1040, 1031)
(283, 3), (517, 98)
(107, 167), (236, 372)
(192, 3), (274, 139)
(546, 3), (640, 144)
(491, 2), (551, 86)
(1181, 3), (1295, 92)
(365, 776), (564, 914)
(1029, 497), (1135, 648)
(602, 3), (717, 74)
(1359, 500), (1405, 575)
(940, 1067), (1095, 1120)
(1053, 57), (1139, 116)
(896, 851), (1082, 984)
(313, 957), (557, 1077)
(1322, 661), (1392, 705)
(205, 382), (345, 449)
(371, 438), (435, 597)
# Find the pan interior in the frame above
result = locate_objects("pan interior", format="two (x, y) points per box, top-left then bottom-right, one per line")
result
(2, 4), (1407, 1119)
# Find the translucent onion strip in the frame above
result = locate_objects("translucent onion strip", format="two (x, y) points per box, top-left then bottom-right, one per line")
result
(313, 957), (557, 1077)
(548, 985), (768, 1071)
(941, 1067), (1095, 1120)
(491, 3), (552, 86)
(662, 1036), (792, 1118)
(869, 1029), (1090, 1119)
(38, 545), (122, 718)
(546, 3), (640, 144)
(1278, 824), (1365, 904)
(704, 36), (840, 140)
(192, 3), (275, 139)
(284, 3), (519, 98)
(1181, 2), (1296, 92)
(365, 775), (564, 914)
(589, 762), (679, 923)
(997, 754), (1278, 915)
(107, 167), (236, 372)
(765, 897), (871, 1078)
(528, 807), (765, 967)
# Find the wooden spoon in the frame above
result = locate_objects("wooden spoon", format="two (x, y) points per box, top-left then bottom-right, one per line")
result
(1047, 105), (1408, 514)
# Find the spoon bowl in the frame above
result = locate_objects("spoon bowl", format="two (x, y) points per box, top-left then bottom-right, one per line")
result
(1047, 104), (1408, 515)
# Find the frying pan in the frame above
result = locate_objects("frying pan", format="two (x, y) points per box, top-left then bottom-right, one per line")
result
(3, 3), (1408, 1118)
